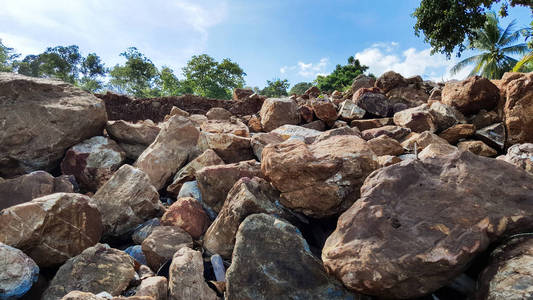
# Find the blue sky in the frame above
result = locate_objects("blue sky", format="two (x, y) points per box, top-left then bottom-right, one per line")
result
(1, 0), (531, 88)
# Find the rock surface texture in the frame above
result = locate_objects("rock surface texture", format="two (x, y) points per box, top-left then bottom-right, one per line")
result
(0, 242), (39, 299)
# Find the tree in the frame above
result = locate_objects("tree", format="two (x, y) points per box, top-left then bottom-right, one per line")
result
(181, 54), (246, 99)
(38, 45), (82, 83)
(109, 47), (160, 98)
(413, 0), (533, 58)
(450, 12), (529, 79)
(289, 82), (313, 95)
(79, 53), (107, 92)
(314, 56), (368, 93)
(260, 79), (290, 97)
(0, 39), (19, 72)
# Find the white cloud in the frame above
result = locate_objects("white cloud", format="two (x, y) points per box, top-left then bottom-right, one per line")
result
(280, 57), (329, 79)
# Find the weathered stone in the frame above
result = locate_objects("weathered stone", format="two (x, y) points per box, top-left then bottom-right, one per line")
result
(428, 87), (442, 101)
(361, 125), (411, 141)
(429, 101), (466, 132)
(367, 135), (405, 156)
(203, 177), (292, 259)
(349, 74), (376, 96)
(60, 291), (104, 300)
(0, 193), (102, 267)
(106, 120), (160, 146)
(250, 132), (284, 161)
(503, 72), (533, 146)
(375, 71), (407, 93)
(43, 244), (136, 300)
(166, 149), (224, 196)
(197, 132), (254, 164)
(322, 150), (533, 298)
(439, 124), (476, 144)
(92, 164), (163, 238)
(261, 135), (379, 218)
(0, 243), (39, 299)
(232, 88), (254, 100)
(200, 119), (249, 137)
(124, 245), (147, 265)
(475, 123), (505, 151)
(401, 131), (450, 152)
(169, 247), (219, 300)
(161, 197), (210, 240)
(386, 86), (429, 107)
(196, 160), (263, 213)
(337, 100), (366, 121)
(312, 100), (337, 122)
(247, 114), (262, 132)
(393, 104), (436, 133)
(314, 126), (361, 143)
(0, 73), (107, 177)
(141, 226), (193, 271)
(117, 143), (147, 160)
(259, 98), (300, 132)
(458, 140), (499, 157)
(189, 114), (208, 127)
(418, 143), (459, 160)
(498, 143), (533, 174)
(135, 115), (200, 190)
(353, 91), (390, 117)
(351, 118), (393, 131)
(470, 109), (499, 129)
(298, 104), (315, 123)
(377, 155), (402, 167)
(135, 276), (168, 300)
(442, 76), (500, 115)
(332, 120), (348, 128)
(226, 214), (356, 300)
(0, 171), (74, 210)
(271, 124), (322, 143)
(61, 136), (126, 191)
(304, 86), (321, 98)
(164, 106), (190, 121)
(206, 107), (232, 120)
(132, 218), (160, 245)
(302, 120), (326, 131)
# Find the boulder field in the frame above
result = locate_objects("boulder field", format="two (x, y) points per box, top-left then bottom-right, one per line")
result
(0, 71), (532, 300)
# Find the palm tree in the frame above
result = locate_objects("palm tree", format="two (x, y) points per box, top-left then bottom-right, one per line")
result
(450, 12), (529, 79)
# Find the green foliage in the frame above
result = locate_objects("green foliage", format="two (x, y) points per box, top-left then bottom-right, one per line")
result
(109, 47), (160, 98)
(289, 82), (313, 95)
(260, 78), (290, 97)
(413, 0), (533, 58)
(314, 56), (368, 93)
(0, 39), (19, 72)
(450, 12), (529, 79)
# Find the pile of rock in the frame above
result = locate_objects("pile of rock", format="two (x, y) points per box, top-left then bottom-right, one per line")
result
(0, 71), (532, 300)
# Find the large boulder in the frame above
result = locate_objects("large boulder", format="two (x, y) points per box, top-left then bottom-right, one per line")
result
(250, 132), (284, 161)
(161, 197), (210, 240)
(135, 276), (168, 300)
(442, 76), (500, 115)
(271, 124), (322, 143)
(106, 120), (160, 160)
(349, 74), (376, 95)
(498, 143), (533, 174)
(375, 71), (407, 93)
(200, 119), (249, 137)
(0, 73), (107, 178)
(0, 242), (39, 299)
(361, 125), (411, 141)
(429, 101), (466, 132)
(135, 115), (200, 190)
(337, 100), (366, 121)
(458, 140), (498, 157)
(311, 100), (337, 123)
(91, 164), (163, 238)
(259, 98), (300, 132)
(226, 214), (356, 300)
(61, 136), (126, 191)
(386, 85), (429, 107)
(261, 135), (379, 218)
(0, 171), (74, 210)
(439, 124), (476, 144)
(366, 135), (405, 156)
(0, 193), (102, 267)
(353, 89), (390, 117)
(393, 104), (436, 133)
(197, 132), (254, 164)
(322, 150), (533, 298)
(141, 226), (193, 271)
(503, 72), (533, 146)
(401, 131), (450, 152)
(43, 243), (136, 300)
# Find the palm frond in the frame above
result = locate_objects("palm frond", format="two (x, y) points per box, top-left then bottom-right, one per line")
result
(513, 52), (533, 72)
(450, 54), (484, 75)
(501, 43), (529, 55)
(497, 19), (518, 46)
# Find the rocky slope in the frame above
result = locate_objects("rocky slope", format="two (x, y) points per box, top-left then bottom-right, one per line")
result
(0, 71), (532, 300)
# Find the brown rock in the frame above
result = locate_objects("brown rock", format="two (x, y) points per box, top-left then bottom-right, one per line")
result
(247, 115), (262, 132)
(92, 164), (163, 238)
(349, 74), (376, 96)
(442, 76), (500, 115)
(188, 114), (208, 127)
(386, 86), (429, 107)
(361, 125), (411, 141)
(439, 124), (476, 144)
(135, 115), (200, 190)
(476, 122), (505, 151)
(135, 276), (168, 300)
(166, 149), (224, 196)
(161, 197), (210, 240)
(232, 88), (254, 100)
(200, 119), (249, 137)
(429, 101), (466, 132)
(498, 143), (533, 174)
(418, 142), (459, 160)
(470, 109), (499, 129)
(351, 118), (393, 131)
(314, 126), (361, 143)
(503, 72), (533, 146)
(312, 100), (338, 122)
(106, 120), (160, 146)
(197, 132), (254, 163)
(0, 193), (102, 267)
(401, 131), (449, 152)
(337, 100), (366, 121)
(196, 160), (263, 213)
(259, 98), (300, 132)
(304, 86), (321, 98)
(43, 244), (136, 300)
(261, 135), (379, 217)
(271, 124), (322, 143)
(164, 106), (190, 121)
(377, 155), (402, 167)
(298, 104), (315, 123)
(61, 136), (126, 191)
(60, 291), (104, 300)
(322, 150), (533, 298)
(393, 104), (436, 133)
(142, 226), (193, 271)
(0, 73), (107, 178)
(353, 90), (390, 117)
(302, 120), (327, 131)
(250, 132), (284, 161)
(458, 140), (498, 157)
(367, 135), (405, 156)
(375, 71), (407, 93)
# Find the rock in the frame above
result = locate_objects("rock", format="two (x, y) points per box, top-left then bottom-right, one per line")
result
(206, 108), (232, 121)
(250, 132), (284, 161)
(117, 143), (147, 160)
(196, 160), (263, 213)
(200, 119), (249, 137)
(298, 104), (315, 123)
(197, 132), (254, 164)
(311, 100), (337, 123)
(377, 155), (402, 167)
(135, 115), (200, 190)
(314, 126), (361, 143)
(476, 237), (533, 300)
(233, 88), (254, 100)
(92, 164), (163, 238)
(503, 72), (533, 146)
(0, 243), (39, 299)
(43, 243), (136, 300)
(61, 136), (126, 191)
(302, 120), (326, 131)
(353, 90), (390, 117)
(350, 74), (376, 96)
(337, 100), (366, 121)
(261, 135), (379, 218)
(166, 150), (224, 196)
(132, 218), (160, 245)
(0, 73), (107, 178)
(106, 120), (160, 147)
(164, 106), (190, 121)
(60, 291), (104, 300)
(304, 86), (321, 98)
(189, 114), (208, 127)
(135, 276), (168, 300)
(226, 214), (356, 300)
(141, 226), (193, 271)
(0, 171), (74, 210)
(367, 135), (404, 156)
(124, 245), (148, 266)
(439, 124), (476, 144)
(259, 98), (300, 132)
(475, 122), (505, 151)
(458, 140), (498, 157)
(418, 143), (459, 160)
(470, 109), (499, 129)
(361, 125), (411, 141)
(271, 124), (322, 143)
(203, 177), (292, 259)
(375, 71), (407, 93)
(161, 197), (210, 240)
(247, 115), (262, 132)
(351, 118), (393, 131)
(401, 131), (450, 152)
(386, 86), (429, 107)
(322, 150), (533, 298)
(0, 193), (102, 267)
(429, 101), (466, 132)
(168, 247), (219, 300)
(393, 104), (436, 133)
(498, 143), (533, 174)
(177, 181), (203, 203)
(442, 76), (500, 115)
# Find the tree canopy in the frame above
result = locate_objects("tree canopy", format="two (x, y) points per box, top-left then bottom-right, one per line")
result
(289, 82), (313, 95)
(260, 79), (290, 97)
(0, 39), (19, 72)
(314, 56), (369, 93)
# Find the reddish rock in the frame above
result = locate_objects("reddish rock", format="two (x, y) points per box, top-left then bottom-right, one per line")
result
(164, 106), (190, 121)
(135, 276), (168, 300)
(503, 72), (533, 146)
(367, 135), (405, 156)
(304, 86), (321, 98)
(377, 155), (402, 167)
(259, 98), (300, 132)
(439, 124), (476, 144)
(302, 120), (327, 131)
(314, 126), (361, 143)
(349, 74), (376, 96)
(232, 88), (254, 100)
(386, 86), (429, 107)
(197, 132), (254, 163)
(250, 132), (284, 161)
(393, 104), (436, 133)
(312, 100), (338, 123)
(200, 119), (249, 137)
(298, 105), (315, 123)
(361, 125), (411, 141)
(106, 120), (160, 146)
(375, 71), (407, 93)
(161, 197), (210, 239)
(401, 131), (449, 152)
(442, 76), (500, 115)
(247, 114), (262, 132)
(458, 140), (498, 157)
(142, 226), (193, 271)
(351, 118), (393, 131)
